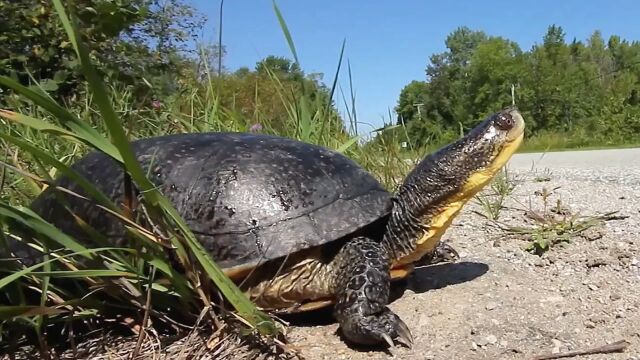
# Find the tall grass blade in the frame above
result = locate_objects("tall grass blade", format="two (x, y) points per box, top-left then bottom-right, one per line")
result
(49, 0), (277, 334)
(272, 1), (299, 65)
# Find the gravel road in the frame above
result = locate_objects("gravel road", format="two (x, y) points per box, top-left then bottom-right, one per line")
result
(287, 148), (640, 360)
(508, 148), (640, 170)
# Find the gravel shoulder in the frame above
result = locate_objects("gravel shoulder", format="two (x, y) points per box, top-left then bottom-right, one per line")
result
(288, 149), (640, 360)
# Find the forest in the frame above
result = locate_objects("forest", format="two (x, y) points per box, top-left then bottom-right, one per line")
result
(395, 25), (640, 149)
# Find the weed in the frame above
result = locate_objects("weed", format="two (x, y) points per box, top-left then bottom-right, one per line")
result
(492, 186), (623, 255)
(533, 168), (553, 182)
(474, 167), (519, 221)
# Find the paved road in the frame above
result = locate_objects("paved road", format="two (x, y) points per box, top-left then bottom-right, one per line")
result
(507, 147), (640, 170)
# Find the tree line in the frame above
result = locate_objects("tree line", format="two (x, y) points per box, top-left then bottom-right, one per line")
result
(0, 0), (342, 137)
(395, 25), (640, 148)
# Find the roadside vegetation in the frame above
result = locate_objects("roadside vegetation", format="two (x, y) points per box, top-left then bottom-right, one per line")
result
(1, 0), (639, 358)
(394, 26), (640, 152)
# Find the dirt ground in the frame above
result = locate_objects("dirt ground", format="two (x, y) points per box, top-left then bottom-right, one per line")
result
(285, 166), (640, 360)
(5, 154), (640, 360)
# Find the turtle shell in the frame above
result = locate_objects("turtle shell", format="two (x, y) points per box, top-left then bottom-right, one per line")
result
(27, 132), (392, 275)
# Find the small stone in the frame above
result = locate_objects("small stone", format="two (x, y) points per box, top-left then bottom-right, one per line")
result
(584, 320), (596, 328)
(581, 228), (604, 241)
(486, 335), (498, 344)
(476, 337), (489, 346)
(586, 257), (610, 268)
(551, 339), (563, 354)
(543, 295), (565, 303)
(610, 293), (622, 301)
(590, 315), (607, 324)
(486, 302), (499, 311)
(588, 284), (599, 291)
(419, 314), (430, 327)
(471, 342), (478, 350)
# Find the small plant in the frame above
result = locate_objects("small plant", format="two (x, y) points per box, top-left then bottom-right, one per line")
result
(494, 186), (621, 255)
(474, 167), (519, 220)
(532, 167), (553, 182)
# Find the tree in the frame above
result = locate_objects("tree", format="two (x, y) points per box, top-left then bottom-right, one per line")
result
(0, 0), (206, 103)
(395, 80), (428, 125)
(395, 24), (640, 146)
(466, 37), (523, 119)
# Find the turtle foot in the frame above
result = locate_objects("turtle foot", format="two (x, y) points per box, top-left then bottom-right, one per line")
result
(416, 241), (460, 266)
(340, 307), (413, 348)
(332, 236), (412, 348)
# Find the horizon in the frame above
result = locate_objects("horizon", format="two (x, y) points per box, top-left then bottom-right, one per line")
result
(191, 0), (640, 135)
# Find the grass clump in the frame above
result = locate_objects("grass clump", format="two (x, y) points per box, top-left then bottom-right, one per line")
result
(489, 186), (624, 256)
(473, 167), (520, 221)
(0, 2), (413, 358)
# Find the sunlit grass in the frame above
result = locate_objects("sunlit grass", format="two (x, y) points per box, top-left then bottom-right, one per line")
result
(0, 1), (414, 356)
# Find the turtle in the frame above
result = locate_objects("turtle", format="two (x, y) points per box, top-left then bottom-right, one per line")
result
(9, 107), (525, 347)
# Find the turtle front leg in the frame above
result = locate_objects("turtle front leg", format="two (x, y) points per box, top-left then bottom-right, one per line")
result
(331, 237), (413, 347)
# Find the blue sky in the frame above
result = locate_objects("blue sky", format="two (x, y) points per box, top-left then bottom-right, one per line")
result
(191, 0), (640, 134)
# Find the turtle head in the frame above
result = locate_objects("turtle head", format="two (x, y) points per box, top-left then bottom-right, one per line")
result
(384, 108), (525, 267)
(446, 107), (525, 188)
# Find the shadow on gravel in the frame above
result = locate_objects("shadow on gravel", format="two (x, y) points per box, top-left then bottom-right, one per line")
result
(407, 261), (490, 294)
(278, 261), (489, 332)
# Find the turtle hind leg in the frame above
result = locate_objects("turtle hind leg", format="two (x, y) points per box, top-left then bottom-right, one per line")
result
(331, 237), (413, 347)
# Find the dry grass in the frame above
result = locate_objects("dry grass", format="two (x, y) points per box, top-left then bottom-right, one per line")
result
(4, 317), (305, 360)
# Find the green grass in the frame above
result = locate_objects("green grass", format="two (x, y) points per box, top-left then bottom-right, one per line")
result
(493, 187), (622, 256)
(0, 2), (414, 357)
(517, 131), (640, 153)
(473, 167), (520, 221)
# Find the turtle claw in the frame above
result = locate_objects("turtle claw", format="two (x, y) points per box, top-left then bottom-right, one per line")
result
(395, 316), (414, 348)
(436, 242), (460, 262)
(380, 333), (395, 348)
(337, 307), (413, 348)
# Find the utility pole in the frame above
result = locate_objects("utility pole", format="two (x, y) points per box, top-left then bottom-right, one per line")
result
(511, 84), (516, 106)
(413, 103), (424, 120)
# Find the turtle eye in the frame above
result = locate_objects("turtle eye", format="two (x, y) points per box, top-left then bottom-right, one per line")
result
(495, 113), (515, 130)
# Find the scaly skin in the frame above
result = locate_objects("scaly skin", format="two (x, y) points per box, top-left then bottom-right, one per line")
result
(418, 241), (460, 266)
(335, 108), (524, 347)
(331, 237), (412, 347)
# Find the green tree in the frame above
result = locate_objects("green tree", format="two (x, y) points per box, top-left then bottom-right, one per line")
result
(395, 24), (640, 146)
(395, 80), (428, 125)
(0, 0), (205, 103)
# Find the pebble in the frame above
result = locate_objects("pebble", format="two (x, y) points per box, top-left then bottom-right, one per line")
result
(551, 339), (563, 354)
(486, 335), (498, 344)
(486, 302), (499, 310)
(584, 320), (596, 328)
(475, 338), (488, 347)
